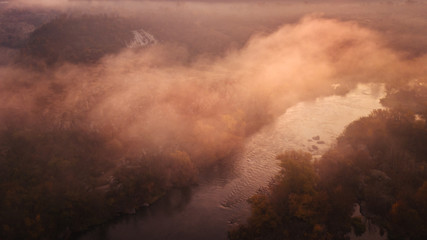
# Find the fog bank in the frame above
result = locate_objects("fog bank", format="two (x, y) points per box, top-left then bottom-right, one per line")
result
(2, 16), (425, 166)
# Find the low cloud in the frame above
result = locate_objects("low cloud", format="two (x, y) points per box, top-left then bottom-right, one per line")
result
(1, 16), (426, 166)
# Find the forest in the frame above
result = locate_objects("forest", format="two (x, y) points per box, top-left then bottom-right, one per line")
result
(0, 111), (199, 239)
(19, 14), (140, 65)
(0, 14), (248, 240)
(229, 85), (427, 239)
(1, 1), (427, 240)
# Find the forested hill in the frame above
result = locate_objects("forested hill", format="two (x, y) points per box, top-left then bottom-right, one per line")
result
(19, 15), (145, 65)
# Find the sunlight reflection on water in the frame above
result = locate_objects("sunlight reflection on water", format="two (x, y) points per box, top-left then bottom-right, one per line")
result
(79, 83), (385, 240)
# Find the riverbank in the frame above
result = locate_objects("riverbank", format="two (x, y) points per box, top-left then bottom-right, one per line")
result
(77, 84), (385, 240)
(230, 108), (427, 240)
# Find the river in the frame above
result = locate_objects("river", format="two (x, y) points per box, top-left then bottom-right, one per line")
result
(79, 83), (385, 240)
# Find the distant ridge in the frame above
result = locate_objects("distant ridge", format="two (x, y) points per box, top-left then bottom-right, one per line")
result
(19, 15), (156, 65)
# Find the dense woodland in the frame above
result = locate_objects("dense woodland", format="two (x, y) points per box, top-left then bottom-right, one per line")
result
(0, 14), (256, 239)
(229, 85), (427, 239)
(1, 6), (427, 240)
(19, 15), (140, 66)
(0, 8), (54, 50)
(0, 114), (199, 239)
(0, 16), (196, 240)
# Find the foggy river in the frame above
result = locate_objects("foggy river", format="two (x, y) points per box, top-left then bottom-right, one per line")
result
(79, 83), (385, 240)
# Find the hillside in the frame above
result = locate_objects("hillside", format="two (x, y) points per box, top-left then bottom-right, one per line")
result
(20, 15), (156, 65)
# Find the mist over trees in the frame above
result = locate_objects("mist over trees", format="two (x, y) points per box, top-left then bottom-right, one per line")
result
(0, 1), (427, 240)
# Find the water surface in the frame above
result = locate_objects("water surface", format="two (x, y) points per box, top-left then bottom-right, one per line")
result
(80, 83), (385, 240)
